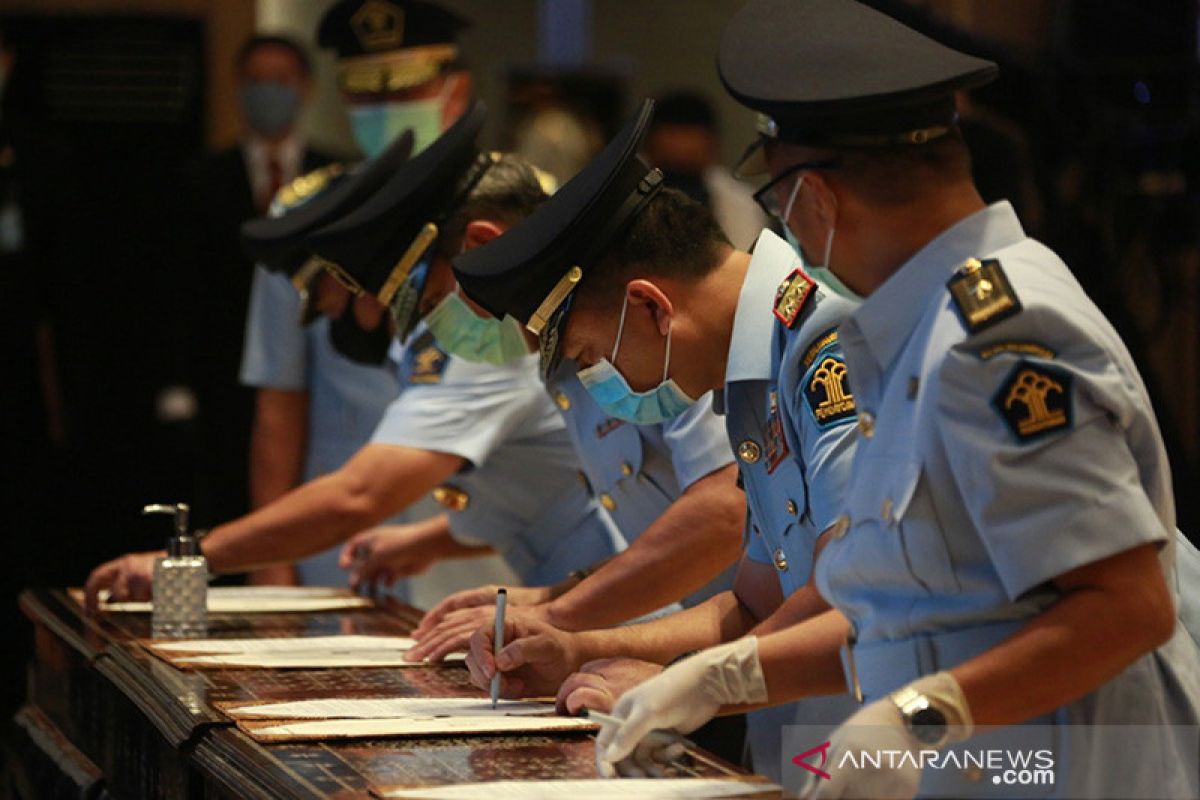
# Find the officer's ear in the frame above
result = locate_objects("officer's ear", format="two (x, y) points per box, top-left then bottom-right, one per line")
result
(803, 170), (839, 229)
(625, 279), (674, 337)
(462, 219), (505, 252)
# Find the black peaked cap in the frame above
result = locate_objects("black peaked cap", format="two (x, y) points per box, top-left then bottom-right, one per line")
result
(239, 130), (414, 276)
(452, 99), (661, 327)
(719, 0), (997, 152)
(307, 99), (487, 298)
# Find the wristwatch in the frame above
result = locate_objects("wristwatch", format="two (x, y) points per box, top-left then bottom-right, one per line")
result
(891, 686), (949, 748)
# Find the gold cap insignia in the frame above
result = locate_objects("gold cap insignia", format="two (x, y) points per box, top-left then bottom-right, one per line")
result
(351, 0), (405, 52)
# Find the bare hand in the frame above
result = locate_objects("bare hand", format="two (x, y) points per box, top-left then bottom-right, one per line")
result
(408, 603), (551, 663)
(465, 615), (583, 699)
(84, 551), (162, 612)
(338, 525), (436, 591)
(556, 657), (665, 715)
(412, 584), (554, 640)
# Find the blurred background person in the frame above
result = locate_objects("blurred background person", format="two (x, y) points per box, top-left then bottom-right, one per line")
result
(178, 34), (339, 563)
(643, 89), (767, 250)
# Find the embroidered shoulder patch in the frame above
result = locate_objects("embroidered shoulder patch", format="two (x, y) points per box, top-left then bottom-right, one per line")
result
(977, 341), (1056, 361)
(803, 345), (856, 429)
(993, 360), (1073, 442)
(802, 327), (840, 370)
(947, 258), (1022, 334)
(403, 332), (449, 384)
(773, 268), (816, 329)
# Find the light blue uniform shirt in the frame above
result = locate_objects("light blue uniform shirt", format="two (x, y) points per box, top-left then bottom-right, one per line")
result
(370, 327), (626, 586)
(547, 364), (737, 606)
(820, 202), (1200, 798)
(240, 266), (419, 584)
(718, 230), (861, 781)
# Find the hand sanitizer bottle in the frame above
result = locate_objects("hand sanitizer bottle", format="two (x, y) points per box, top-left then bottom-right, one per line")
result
(144, 503), (208, 639)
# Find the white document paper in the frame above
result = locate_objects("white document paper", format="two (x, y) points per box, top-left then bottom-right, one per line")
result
(169, 651), (464, 669)
(381, 778), (781, 799)
(246, 715), (597, 741)
(78, 585), (373, 614)
(152, 634), (416, 654)
(225, 697), (552, 720)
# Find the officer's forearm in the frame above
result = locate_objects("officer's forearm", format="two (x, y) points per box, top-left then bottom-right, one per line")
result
(204, 444), (464, 573)
(748, 581), (831, 635)
(728, 608), (850, 714)
(249, 388), (309, 508)
(952, 542), (1175, 728)
(572, 588), (758, 667)
(545, 465), (744, 630)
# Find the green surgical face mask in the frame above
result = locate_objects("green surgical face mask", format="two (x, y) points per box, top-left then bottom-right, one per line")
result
(780, 176), (862, 302)
(347, 75), (456, 159)
(425, 290), (530, 365)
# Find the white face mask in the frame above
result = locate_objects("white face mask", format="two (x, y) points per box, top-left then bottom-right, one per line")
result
(779, 176), (861, 302)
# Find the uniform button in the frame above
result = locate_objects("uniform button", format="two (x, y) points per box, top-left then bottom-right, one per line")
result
(858, 411), (876, 438)
(432, 486), (470, 511)
(554, 391), (571, 411)
(880, 498), (894, 522)
(620, 462), (634, 477)
(737, 440), (762, 463)
(786, 499), (798, 516)
(599, 493), (617, 511)
(830, 515), (850, 539)
(773, 548), (789, 572)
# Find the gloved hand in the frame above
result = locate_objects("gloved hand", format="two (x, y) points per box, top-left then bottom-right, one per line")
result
(802, 671), (973, 799)
(594, 636), (767, 778)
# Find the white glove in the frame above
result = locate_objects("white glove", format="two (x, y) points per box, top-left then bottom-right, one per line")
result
(803, 671), (973, 800)
(595, 636), (767, 777)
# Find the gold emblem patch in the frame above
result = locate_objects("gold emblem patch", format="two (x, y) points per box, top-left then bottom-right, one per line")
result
(947, 258), (1022, 334)
(801, 328), (856, 428)
(773, 268), (816, 329)
(352, 0), (405, 51)
(994, 360), (1073, 441)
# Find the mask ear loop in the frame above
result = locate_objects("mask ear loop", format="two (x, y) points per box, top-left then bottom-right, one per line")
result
(662, 319), (673, 383)
(822, 227), (836, 269)
(781, 175), (804, 227)
(611, 293), (631, 363)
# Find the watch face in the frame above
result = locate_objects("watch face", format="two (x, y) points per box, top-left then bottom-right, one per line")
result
(911, 705), (948, 746)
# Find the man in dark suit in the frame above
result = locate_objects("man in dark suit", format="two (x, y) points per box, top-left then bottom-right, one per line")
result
(180, 35), (339, 551)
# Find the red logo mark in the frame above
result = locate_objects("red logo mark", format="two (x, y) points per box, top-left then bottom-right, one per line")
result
(792, 740), (832, 780)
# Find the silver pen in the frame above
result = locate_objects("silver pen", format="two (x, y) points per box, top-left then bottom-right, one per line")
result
(490, 588), (507, 709)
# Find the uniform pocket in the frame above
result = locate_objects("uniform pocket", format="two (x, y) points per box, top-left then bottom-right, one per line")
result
(847, 456), (959, 595)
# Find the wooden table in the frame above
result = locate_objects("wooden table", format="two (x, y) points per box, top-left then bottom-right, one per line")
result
(12, 588), (755, 799)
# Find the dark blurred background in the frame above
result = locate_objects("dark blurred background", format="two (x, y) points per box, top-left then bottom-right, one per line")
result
(1, 0), (1197, 724)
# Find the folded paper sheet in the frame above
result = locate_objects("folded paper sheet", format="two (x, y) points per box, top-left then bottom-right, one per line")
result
(146, 635), (463, 669)
(223, 697), (553, 720)
(239, 715), (599, 742)
(73, 585), (373, 613)
(380, 778), (782, 799)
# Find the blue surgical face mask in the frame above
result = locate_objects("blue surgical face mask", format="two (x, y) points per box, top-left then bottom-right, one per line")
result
(348, 75), (456, 159)
(425, 289), (530, 365)
(240, 82), (302, 138)
(779, 176), (861, 302)
(576, 295), (696, 424)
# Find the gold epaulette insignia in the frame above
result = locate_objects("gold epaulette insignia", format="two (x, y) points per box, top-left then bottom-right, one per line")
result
(773, 268), (816, 329)
(947, 258), (1022, 334)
